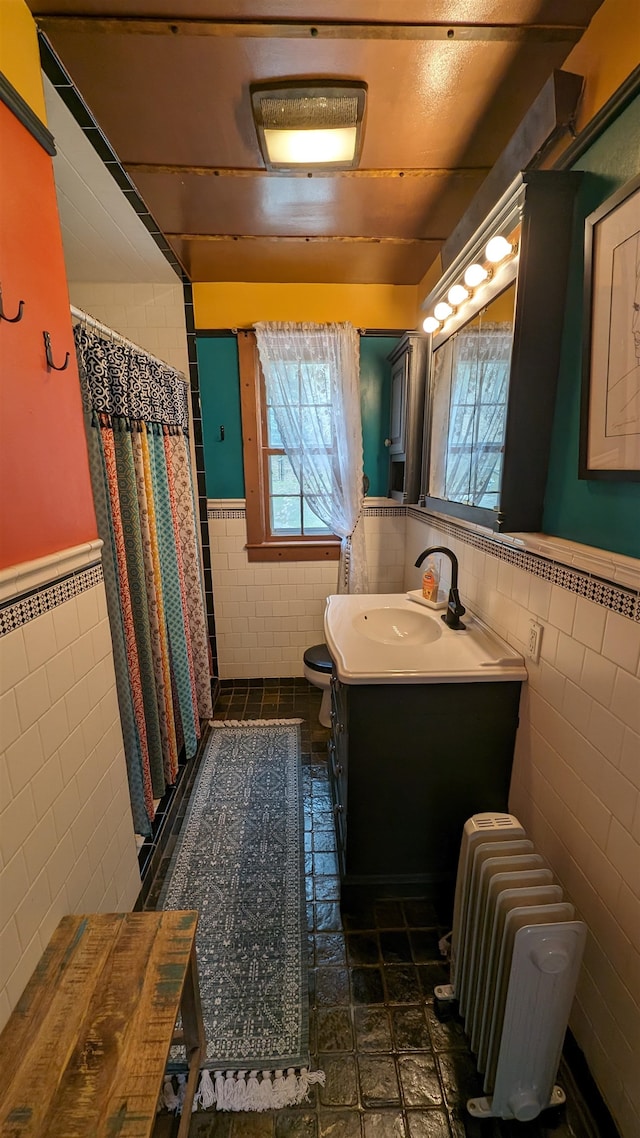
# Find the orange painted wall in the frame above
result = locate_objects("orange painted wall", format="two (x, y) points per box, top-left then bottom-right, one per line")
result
(0, 101), (97, 568)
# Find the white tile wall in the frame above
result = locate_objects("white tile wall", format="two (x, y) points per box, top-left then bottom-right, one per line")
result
(68, 282), (189, 376)
(0, 580), (141, 1031)
(404, 513), (640, 1138)
(209, 502), (406, 679)
(44, 76), (179, 288)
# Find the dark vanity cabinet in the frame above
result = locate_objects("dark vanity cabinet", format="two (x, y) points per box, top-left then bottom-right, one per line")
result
(328, 675), (349, 878)
(328, 674), (522, 900)
(387, 333), (428, 503)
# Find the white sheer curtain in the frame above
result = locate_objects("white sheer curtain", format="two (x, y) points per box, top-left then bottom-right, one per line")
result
(430, 322), (511, 508)
(255, 321), (368, 593)
(445, 323), (511, 507)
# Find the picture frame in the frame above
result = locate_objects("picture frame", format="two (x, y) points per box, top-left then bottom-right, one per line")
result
(580, 172), (640, 480)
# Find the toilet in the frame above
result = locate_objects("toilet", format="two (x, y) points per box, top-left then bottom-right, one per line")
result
(303, 643), (333, 727)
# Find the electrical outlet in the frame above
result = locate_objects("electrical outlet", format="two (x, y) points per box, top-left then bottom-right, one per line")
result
(528, 620), (543, 663)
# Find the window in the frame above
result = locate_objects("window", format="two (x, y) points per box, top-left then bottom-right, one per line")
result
(428, 301), (513, 510)
(238, 331), (340, 561)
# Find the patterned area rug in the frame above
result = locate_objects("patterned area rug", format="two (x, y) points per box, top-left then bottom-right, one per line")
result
(160, 719), (323, 1111)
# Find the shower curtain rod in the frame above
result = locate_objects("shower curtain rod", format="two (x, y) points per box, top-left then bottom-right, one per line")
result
(70, 304), (189, 383)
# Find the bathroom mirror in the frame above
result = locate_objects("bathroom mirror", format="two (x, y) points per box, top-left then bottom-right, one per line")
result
(428, 284), (515, 511)
(420, 169), (582, 533)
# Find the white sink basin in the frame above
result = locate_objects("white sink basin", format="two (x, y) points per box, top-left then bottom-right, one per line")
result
(353, 606), (443, 646)
(324, 593), (527, 684)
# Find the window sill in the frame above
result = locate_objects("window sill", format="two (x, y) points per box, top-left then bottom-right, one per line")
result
(245, 540), (341, 563)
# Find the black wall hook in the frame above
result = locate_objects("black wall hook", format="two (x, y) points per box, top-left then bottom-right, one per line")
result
(0, 285), (25, 323)
(43, 331), (70, 371)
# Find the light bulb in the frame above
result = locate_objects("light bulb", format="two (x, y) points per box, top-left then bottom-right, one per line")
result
(464, 263), (489, 288)
(485, 235), (513, 263)
(422, 316), (441, 334)
(433, 301), (453, 321)
(447, 284), (470, 306)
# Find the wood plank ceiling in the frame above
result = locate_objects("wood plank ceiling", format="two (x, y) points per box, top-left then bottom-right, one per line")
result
(29, 2), (604, 285)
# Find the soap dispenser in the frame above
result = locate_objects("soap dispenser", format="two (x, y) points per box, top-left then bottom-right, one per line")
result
(421, 559), (439, 602)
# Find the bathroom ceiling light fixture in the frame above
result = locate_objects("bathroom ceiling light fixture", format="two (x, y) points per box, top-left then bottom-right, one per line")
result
(251, 81), (367, 171)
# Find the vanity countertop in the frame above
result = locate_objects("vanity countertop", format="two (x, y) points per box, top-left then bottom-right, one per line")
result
(324, 593), (527, 685)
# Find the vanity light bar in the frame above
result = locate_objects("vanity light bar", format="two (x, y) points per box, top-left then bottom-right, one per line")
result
(421, 226), (520, 336)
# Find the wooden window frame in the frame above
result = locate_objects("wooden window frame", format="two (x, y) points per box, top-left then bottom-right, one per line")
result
(238, 331), (340, 563)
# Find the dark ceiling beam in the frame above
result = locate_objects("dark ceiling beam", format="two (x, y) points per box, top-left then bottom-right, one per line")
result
(36, 17), (586, 43)
(166, 234), (444, 244)
(125, 164), (490, 179)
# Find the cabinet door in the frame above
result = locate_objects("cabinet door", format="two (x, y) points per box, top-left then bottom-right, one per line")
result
(388, 350), (409, 455)
(329, 676), (348, 875)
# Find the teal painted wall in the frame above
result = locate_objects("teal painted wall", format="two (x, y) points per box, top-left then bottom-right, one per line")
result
(543, 93), (640, 557)
(360, 336), (400, 496)
(197, 333), (400, 500)
(197, 335), (245, 499)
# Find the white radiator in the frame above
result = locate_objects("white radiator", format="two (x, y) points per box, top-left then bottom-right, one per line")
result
(436, 812), (586, 1122)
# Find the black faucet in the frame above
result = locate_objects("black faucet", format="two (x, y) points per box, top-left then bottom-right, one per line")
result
(414, 546), (466, 629)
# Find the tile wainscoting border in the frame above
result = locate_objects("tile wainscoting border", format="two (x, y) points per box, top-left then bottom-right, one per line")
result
(208, 499), (639, 622)
(408, 508), (639, 623)
(208, 498), (407, 520)
(0, 541), (105, 636)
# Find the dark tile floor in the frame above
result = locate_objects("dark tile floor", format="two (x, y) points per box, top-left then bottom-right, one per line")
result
(151, 680), (607, 1138)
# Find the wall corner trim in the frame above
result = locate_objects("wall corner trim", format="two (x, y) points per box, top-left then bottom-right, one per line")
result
(0, 70), (55, 155)
(0, 538), (104, 604)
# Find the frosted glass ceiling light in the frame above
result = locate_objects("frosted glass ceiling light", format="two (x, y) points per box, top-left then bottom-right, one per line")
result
(251, 81), (367, 170)
(422, 316), (441, 334)
(264, 127), (357, 166)
(434, 301), (453, 321)
(485, 235), (513, 263)
(464, 263), (489, 288)
(447, 284), (470, 306)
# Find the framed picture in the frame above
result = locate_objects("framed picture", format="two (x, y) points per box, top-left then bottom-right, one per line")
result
(580, 172), (640, 480)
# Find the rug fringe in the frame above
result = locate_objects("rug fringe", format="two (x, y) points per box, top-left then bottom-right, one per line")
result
(209, 718), (304, 727)
(162, 1066), (326, 1114)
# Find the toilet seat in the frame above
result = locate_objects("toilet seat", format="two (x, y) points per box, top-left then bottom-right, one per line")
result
(303, 643), (333, 675)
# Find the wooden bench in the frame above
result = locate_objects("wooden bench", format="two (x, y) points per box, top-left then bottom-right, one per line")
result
(0, 911), (205, 1137)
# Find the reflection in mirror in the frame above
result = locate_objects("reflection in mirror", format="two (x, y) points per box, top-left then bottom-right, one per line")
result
(428, 284), (516, 509)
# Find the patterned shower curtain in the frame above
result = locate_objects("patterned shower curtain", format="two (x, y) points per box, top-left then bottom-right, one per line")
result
(74, 324), (212, 835)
